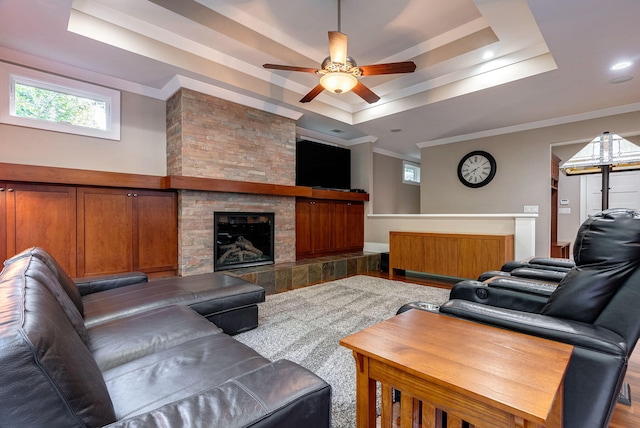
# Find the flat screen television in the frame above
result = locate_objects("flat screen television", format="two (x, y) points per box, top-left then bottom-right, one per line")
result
(296, 140), (351, 190)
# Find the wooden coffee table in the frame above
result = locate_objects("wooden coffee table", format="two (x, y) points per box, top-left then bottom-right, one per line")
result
(340, 309), (573, 428)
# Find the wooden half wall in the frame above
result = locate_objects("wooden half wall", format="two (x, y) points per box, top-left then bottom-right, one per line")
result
(365, 213), (537, 261)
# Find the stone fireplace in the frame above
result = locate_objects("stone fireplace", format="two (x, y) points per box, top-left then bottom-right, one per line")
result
(167, 88), (297, 276)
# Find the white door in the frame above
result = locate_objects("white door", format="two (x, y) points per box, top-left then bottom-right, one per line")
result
(580, 170), (640, 222)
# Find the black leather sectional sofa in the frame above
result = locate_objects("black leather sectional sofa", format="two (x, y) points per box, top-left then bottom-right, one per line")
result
(0, 247), (331, 427)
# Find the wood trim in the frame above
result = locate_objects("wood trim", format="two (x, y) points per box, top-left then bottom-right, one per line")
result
(0, 162), (164, 189)
(310, 188), (370, 201)
(164, 175), (311, 197)
(0, 163), (370, 201)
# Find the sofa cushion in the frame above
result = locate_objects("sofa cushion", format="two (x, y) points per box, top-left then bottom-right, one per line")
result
(82, 272), (265, 328)
(103, 334), (272, 419)
(0, 257), (116, 427)
(89, 305), (223, 371)
(106, 359), (332, 428)
(5, 247), (85, 316)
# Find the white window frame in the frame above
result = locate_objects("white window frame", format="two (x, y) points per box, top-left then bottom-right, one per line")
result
(403, 160), (421, 185)
(0, 62), (120, 140)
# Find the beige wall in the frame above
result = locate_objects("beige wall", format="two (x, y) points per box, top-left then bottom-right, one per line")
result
(372, 153), (420, 214)
(350, 142), (373, 194)
(0, 91), (167, 176)
(420, 110), (640, 257)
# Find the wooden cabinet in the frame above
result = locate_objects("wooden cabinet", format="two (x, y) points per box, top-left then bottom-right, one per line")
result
(1, 183), (77, 275)
(295, 199), (333, 256)
(389, 231), (514, 280)
(551, 241), (571, 258)
(296, 198), (364, 258)
(334, 201), (365, 251)
(133, 190), (178, 274)
(77, 187), (177, 277)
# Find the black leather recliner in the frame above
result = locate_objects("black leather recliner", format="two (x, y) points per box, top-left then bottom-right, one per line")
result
(409, 209), (640, 428)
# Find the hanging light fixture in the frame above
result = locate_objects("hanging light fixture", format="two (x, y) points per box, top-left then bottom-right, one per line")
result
(560, 131), (640, 209)
(320, 71), (358, 94)
(560, 132), (640, 175)
(318, 0), (359, 95)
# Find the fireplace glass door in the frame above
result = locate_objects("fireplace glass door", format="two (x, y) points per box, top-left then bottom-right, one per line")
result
(214, 212), (275, 271)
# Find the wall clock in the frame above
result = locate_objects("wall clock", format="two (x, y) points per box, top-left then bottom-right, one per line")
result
(457, 150), (496, 188)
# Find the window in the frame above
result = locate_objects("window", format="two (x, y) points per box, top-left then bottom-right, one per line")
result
(0, 62), (120, 140)
(403, 160), (420, 185)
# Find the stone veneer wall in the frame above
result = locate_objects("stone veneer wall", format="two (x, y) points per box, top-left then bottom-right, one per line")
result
(166, 88), (297, 276)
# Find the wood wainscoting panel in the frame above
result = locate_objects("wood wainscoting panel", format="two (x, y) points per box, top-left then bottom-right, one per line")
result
(389, 231), (514, 280)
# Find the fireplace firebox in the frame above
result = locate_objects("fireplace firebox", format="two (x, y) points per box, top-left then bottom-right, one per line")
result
(214, 212), (275, 271)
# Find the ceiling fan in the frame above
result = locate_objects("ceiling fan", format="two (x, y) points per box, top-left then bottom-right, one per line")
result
(263, 0), (416, 104)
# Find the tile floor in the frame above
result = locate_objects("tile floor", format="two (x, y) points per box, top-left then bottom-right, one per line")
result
(224, 252), (381, 294)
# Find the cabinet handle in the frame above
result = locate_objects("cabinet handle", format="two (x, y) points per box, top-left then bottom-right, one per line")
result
(7, 188), (14, 192)
(127, 193), (132, 197)
(133, 193), (138, 197)
(0, 187), (4, 192)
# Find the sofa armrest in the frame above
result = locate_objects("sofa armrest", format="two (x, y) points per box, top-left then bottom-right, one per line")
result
(529, 256), (575, 269)
(439, 299), (627, 356)
(509, 267), (566, 283)
(484, 276), (557, 296)
(74, 272), (148, 296)
(449, 280), (549, 313)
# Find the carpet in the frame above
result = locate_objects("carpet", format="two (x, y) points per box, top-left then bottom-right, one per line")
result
(234, 275), (451, 428)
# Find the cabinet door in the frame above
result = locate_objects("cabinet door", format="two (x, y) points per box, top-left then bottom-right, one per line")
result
(133, 190), (177, 275)
(333, 201), (349, 251)
(4, 183), (77, 275)
(77, 187), (133, 277)
(345, 202), (364, 250)
(333, 201), (364, 251)
(295, 199), (313, 256)
(296, 199), (335, 257)
(310, 200), (334, 253)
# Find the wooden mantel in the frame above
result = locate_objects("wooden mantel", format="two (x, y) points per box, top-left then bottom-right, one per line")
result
(0, 163), (369, 201)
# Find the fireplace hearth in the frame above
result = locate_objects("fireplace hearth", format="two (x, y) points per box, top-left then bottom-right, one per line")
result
(214, 212), (275, 271)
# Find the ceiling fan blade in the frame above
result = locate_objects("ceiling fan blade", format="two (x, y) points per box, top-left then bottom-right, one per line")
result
(300, 84), (325, 103)
(352, 81), (380, 104)
(359, 61), (417, 76)
(328, 31), (348, 64)
(263, 64), (318, 73)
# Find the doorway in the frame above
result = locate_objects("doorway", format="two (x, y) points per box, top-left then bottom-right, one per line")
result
(580, 170), (640, 222)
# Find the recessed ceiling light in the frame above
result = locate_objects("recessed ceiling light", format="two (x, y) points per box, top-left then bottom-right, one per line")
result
(483, 51), (495, 60)
(610, 61), (633, 71)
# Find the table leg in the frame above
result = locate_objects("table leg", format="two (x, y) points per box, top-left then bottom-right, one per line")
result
(353, 352), (377, 427)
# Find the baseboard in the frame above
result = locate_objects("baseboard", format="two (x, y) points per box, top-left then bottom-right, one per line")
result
(364, 242), (389, 253)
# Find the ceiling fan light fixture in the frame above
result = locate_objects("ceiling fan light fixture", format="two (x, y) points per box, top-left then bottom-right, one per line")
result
(320, 72), (358, 94)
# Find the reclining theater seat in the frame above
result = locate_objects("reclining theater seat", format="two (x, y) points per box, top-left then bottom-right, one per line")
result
(435, 208), (640, 428)
(0, 249), (332, 427)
